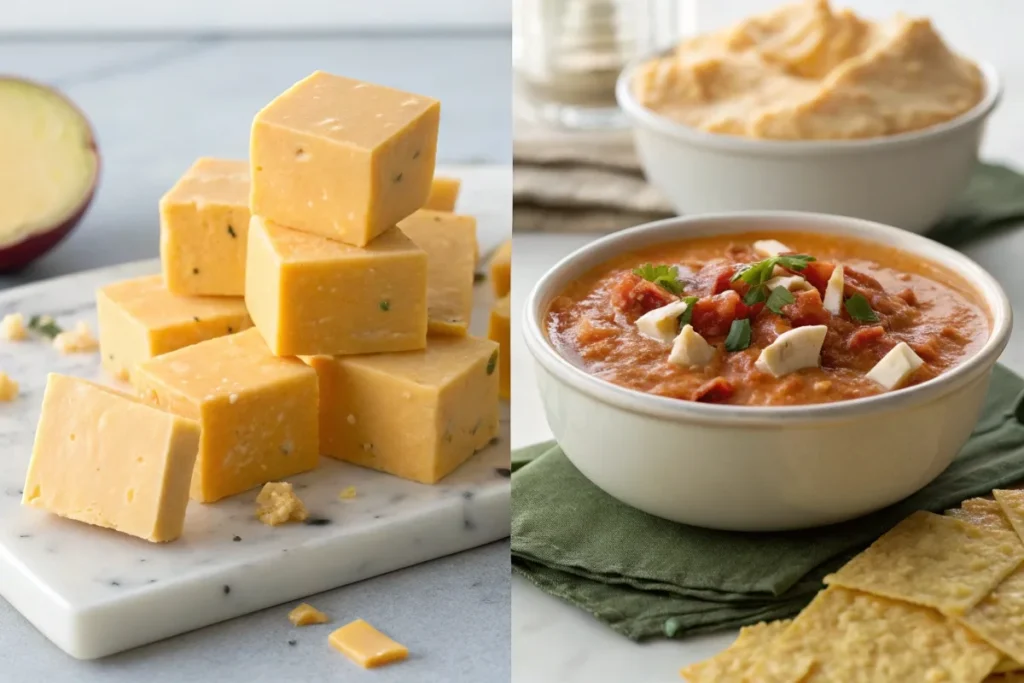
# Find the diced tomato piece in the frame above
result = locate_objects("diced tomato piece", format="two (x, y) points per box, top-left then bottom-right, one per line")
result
(691, 377), (735, 403)
(781, 289), (830, 327)
(896, 288), (918, 306)
(910, 339), (941, 363)
(691, 290), (749, 338)
(610, 272), (678, 318)
(844, 267), (883, 291)
(711, 264), (740, 294)
(792, 261), (834, 293)
(847, 325), (886, 351)
(752, 311), (792, 347)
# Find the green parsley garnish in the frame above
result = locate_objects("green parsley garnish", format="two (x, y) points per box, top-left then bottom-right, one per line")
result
(765, 286), (795, 315)
(724, 318), (752, 352)
(677, 296), (699, 328)
(632, 263), (683, 295)
(379, 300), (390, 312)
(486, 350), (498, 375)
(28, 315), (62, 339)
(844, 293), (879, 323)
(732, 254), (814, 311)
(227, 225), (237, 238)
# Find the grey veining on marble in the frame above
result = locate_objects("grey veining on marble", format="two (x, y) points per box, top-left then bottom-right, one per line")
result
(0, 258), (510, 663)
(0, 32), (511, 286)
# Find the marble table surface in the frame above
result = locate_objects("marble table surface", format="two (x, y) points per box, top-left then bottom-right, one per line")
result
(0, 33), (511, 681)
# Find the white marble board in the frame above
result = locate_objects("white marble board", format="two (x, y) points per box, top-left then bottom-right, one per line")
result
(0, 170), (512, 660)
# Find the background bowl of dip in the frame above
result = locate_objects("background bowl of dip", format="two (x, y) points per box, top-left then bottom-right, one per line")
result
(616, 57), (1001, 235)
(524, 212), (1011, 531)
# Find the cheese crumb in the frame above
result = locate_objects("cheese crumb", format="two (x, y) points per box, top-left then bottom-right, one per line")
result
(255, 482), (308, 526)
(1, 313), (28, 341)
(288, 602), (329, 626)
(823, 264), (845, 315)
(866, 342), (924, 391)
(339, 486), (357, 500)
(755, 325), (828, 377)
(635, 300), (692, 344)
(0, 372), (18, 401)
(52, 321), (98, 354)
(667, 324), (715, 368)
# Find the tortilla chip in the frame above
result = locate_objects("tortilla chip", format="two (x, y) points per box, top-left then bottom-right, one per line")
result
(680, 620), (807, 683)
(993, 656), (1024, 674)
(947, 498), (1014, 533)
(825, 511), (1024, 615)
(995, 490), (1024, 542)
(960, 566), (1024, 665)
(750, 587), (999, 682)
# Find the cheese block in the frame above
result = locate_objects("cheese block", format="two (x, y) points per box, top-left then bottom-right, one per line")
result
(823, 264), (845, 315)
(398, 209), (477, 336)
(488, 295), (510, 399)
(134, 328), (319, 503)
(97, 274), (253, 383)
(23, 374), (200, 542)
(423, 175), (461, 212)
(159, 158), (251, 296)
(489, 240), (511, 298)
(764, 274), (814, 292)
(867, 342), (924, 390)
(635, 299), (690, 344)
(753, 239), (791, 258)
(755, 325), (828, 377)
(304, 335), (499, 484)
(250, 71), (440, 246)
(245, 216), (428, 356)
(668, 324), (715, 368)
(329, 619), (408, 668)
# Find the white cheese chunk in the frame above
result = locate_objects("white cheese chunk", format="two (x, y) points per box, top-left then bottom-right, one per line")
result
(754, 325), (828, 377)
(635, 299), (691, 345)
(668, 324), (715, 368)
(753, 239), (792, 258)
(823, 264), (845, 315)
(866, 342), (924, 391)
(764, 275), (814, 293)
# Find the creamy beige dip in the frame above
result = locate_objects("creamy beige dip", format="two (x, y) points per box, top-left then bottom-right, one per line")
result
(632, 0), (985, 140)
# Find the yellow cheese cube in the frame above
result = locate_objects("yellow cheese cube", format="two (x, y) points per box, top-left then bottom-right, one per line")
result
(250, 71), (439, 247)
(488, 295), (510, 400)
(159, 158), (251, 296)
(489, 240), (511, 298)
(305, 336), (500, 484)
(329, 619), (408, 668)
(246, 216), (427, 356)
(23, 374), (200, 542)
(398, 210), (477, 337)
(423, 176), (461, 212)
(134, 328), (319, 503)
(97, 274), (253, 383)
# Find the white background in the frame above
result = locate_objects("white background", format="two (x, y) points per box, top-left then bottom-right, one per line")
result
(0, 0), (510, 33)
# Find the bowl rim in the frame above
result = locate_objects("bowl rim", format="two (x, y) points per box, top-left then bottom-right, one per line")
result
(523, 211), (1013, 426)
(615, 49), (1002, 157)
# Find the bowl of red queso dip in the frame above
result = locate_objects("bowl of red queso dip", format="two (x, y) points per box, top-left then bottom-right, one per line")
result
(524, 213), (1011, 531)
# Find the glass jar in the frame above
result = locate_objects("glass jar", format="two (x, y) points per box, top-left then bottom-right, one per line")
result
(513, 0), (691, 130)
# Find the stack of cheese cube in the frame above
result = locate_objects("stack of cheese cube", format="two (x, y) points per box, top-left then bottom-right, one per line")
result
(22, 71), (500, 544)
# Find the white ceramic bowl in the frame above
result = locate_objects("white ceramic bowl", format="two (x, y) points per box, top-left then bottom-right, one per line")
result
(524, 212), (1012, 531)
(616, 57), (1001, 234)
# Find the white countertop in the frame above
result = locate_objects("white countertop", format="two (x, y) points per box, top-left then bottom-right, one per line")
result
(510, 30), (1024, 673)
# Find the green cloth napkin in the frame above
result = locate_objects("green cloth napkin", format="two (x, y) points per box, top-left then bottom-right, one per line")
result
(928, 162), (1024, 246)
(512, 364), (1024, 641)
